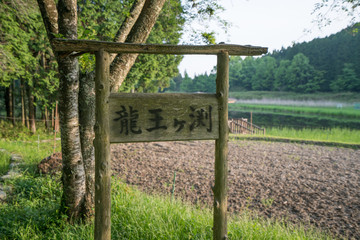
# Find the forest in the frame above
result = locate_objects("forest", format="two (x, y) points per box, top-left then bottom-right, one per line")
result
(1, 0), (359, 131)
(166, 25), (360, 93)
(0, 0), (188, 132)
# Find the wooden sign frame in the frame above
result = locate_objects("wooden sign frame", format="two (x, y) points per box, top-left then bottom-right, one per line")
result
(53, 39), (267, 240)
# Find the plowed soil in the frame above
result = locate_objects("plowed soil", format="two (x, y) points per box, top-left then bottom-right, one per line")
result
(111, 140), (360, 239)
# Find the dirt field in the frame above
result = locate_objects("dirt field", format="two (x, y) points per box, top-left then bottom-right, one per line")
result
(111, 140), (360, 239)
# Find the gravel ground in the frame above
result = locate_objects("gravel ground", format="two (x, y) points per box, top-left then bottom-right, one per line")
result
(111, 140), (360, 239)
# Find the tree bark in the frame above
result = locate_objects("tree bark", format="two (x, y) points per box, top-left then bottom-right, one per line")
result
(44, 105), (49, 129)
(110, 0), (146, 62)
(109, 0), (167, 92)
(21, 78), (26, 126)
(26, 83), (36, 133)
(51, 108), (54, 128)
(11, 80), (16, 125)
(36, 0), (58, 41)
(5, 86), (11, 123)
(79, 71), (95, 219)
(57, 0), (86, 222)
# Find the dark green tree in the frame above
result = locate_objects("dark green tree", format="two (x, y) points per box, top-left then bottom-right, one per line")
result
(251, 56), (277, 91)
(274, 59), (291, 91)
(0, 0), (58, 131)
(286, 53), (323, 93)
(229, 56), (243, 90)
(271, 25), (360, 91)
(180, 72), (194, 92)
(331, 63), (360, 92)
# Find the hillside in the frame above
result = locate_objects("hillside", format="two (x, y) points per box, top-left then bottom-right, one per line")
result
(167, 24), (360, 94)
(271, 25), (360, 91)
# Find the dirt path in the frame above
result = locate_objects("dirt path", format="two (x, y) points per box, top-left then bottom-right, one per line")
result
(111, 140), (360, 239)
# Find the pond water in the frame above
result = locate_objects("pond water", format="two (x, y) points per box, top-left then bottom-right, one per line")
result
(234, 99), (353, 107)
(229, 111), (360, 130)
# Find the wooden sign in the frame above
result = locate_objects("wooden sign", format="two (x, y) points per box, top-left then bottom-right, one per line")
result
(109, 93), (219, 143)
(51, 39), (267, 240)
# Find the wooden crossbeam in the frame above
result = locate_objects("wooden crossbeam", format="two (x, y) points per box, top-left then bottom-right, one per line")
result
(52, 38), (268, 56)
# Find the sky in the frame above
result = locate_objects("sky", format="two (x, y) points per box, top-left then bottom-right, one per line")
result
(178, 0), (357, 77)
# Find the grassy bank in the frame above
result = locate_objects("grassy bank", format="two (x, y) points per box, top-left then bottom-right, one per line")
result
(265, 127), (360, 144)
(0, 133), (333, 239)
(231, 127), (360, 145)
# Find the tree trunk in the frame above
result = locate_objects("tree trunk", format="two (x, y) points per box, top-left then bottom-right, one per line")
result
(37, 0), (169, 223)
(109, 0), (167, 92)
(79, 71), (95, 219)
(25, 93), (29, 129)
(57, 0), (86, 222)
(5, 86), (11, 122)
(52, 108), (54, 128)
(44, 105), (49, 129)
(55, 102), (60, 132)
(21, 79), (26, 126)
(27, 83), (36, 133)
(11, 80), (16, 125)
(109, 0), (146, 62)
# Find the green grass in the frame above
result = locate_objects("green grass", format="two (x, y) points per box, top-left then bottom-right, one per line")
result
(265, 127), (360, 144)
(0, 136), (333, 239)
(234, 127), (360, 145)
(0, 150), (11, 175)
(0, 122), (59, 173)
(0, 121), (55, 142)
(229, 91), (360, 102)
(0, 139), (57, 173)
(0, 172), (332, 240)
(229, 103), (360, 120)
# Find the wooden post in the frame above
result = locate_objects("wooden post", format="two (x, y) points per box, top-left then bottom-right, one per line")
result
(94, 50), (111, 240)
(250, 111), (253, 135)
(213, 51), (229, 240)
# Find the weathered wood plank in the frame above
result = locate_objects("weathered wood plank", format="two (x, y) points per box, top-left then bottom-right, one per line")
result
(109, 93), (219, 143)
(94, 50), (111, 240)
(52, 38), (268, 56)
(213, 52), (229, 240)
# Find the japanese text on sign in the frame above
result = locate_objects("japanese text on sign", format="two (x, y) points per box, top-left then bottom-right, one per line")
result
(109, 93), (219, 143)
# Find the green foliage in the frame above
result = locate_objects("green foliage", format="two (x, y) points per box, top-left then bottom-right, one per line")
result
(181, 0), (229, 44)
(285, 53), (323, 93)
(0, 121), (53, 141)
(229, 56), (255, 91)
(165, 71), (216, 93)
(77, 0), (134, 73)
(0, 0), (59, 112)
(174, 53), (324, 94)
(251, 56), (277, 91)
(313, 0), (360, 29)
(179, 24), (360, 94)
(76, 0), (185, 93)
(201, 31), (216, 44)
